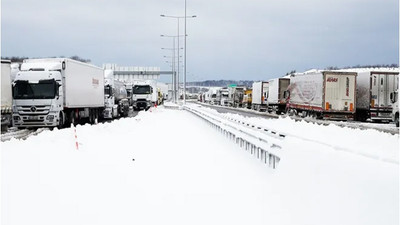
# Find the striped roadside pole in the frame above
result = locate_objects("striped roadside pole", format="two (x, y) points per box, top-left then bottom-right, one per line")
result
(72, 124), (79, 150)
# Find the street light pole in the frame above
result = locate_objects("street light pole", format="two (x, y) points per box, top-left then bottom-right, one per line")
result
(160, 13), (196, 104)
(161, 35), (181, 102)
(177, 19), (180, 100)
(184, 0), (187, 104)
(172, 36), (176, 103)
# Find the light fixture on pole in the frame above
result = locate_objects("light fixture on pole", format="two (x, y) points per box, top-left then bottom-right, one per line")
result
(161, 14), (196, 103)
(160, 35), (177, 103)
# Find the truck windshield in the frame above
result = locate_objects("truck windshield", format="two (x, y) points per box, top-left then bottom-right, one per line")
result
(13, 79), (57, 99)
(132, 85), (152, 94)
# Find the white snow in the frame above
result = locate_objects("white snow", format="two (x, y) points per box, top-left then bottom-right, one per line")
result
(194, 104), (399, 163)
(1, 106), (399, 225)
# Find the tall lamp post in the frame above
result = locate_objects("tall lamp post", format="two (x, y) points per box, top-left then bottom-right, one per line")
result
(161, 13), (196, 104)
(161, 34), (186, 102)
(160, 35), (177, 102)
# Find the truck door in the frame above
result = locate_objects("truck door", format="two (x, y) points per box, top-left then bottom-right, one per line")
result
(325, 73), (356, 112)
(376, 73), (389, 108)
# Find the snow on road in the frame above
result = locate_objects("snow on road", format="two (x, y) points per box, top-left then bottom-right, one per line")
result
(1, 106), (398, 225)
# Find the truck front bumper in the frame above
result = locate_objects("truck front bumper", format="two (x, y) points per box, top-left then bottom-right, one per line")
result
(133, 100), (152, 110)
(12, 113), (59, 128)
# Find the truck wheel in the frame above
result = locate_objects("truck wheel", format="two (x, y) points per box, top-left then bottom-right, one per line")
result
(93, 109), (98, 124)
(57, 112), (64, 129)
(89, 109), (94, 124)
(69, 111), (76, 127)
(395, 113), (399, 127)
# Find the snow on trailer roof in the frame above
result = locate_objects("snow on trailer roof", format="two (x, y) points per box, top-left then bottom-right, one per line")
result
(22, 58), (102, 71)
(337, 67), (399, 73)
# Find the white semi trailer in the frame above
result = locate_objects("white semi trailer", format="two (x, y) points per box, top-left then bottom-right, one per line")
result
(217, 88), (230, 106)
(131, 80), (157, 110)
(342, 69), (399, 122)
(267, 78), (290, 114)
(207, 88), (219, 105)
(103, 70), (129, 119)
(12, 58), (104, 128)
(287, 70), (357, 120)
(228, 86), (245, 107)
(251, 81), (269, 111)
(1, 60), (13, 132)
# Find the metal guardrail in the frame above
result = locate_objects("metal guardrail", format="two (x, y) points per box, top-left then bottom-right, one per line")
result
(184, 104), (399, 166)
(184, 105), (284, 169)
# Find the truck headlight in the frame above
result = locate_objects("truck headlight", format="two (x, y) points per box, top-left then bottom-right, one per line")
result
(46, 115), (54, 121)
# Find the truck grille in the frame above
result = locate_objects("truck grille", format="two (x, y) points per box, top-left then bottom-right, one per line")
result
(18, 105), (50, 115)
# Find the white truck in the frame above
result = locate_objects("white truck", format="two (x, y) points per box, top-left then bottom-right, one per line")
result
(341, 69), (399, 122)
(103, 70), (130, 119)
(217, 88), (230, 106)
(207, 88), (219, 105)
(131, 80), (157, 110)
(1, 60), (13, 132)
(391, 90), (399, 127)
(228, 86), (245, 107)
(287, 70), (357, 120)
(251, 81), (269, 111)
(12, 58), (104, 128)
(267, 78), (290, 114)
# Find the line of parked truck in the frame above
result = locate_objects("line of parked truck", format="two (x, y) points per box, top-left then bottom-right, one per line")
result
(1, 58), (164, 132)
(199, 69), (399, 126)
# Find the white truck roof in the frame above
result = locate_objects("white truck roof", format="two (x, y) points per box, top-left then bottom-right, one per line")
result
(21, 58), (102, 71)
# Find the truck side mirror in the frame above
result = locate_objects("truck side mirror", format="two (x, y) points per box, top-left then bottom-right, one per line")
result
(56, 83), (61, 99)
(390, 92), (397, 103)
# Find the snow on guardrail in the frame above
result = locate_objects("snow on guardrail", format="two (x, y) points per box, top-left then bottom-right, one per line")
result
(187, 103), (399, 166)
(184, 104), (284, 169)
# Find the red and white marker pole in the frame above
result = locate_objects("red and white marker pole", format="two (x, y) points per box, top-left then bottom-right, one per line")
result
(72, 124), (79, 150)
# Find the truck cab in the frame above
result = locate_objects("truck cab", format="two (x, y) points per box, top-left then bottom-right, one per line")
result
(12, 69), (63, 128)
(131, 81), (154, 110)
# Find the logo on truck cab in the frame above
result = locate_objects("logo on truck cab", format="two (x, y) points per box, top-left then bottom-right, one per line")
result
(327, 77), (338, 82)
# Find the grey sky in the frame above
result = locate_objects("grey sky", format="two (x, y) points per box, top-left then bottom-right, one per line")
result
(2, 0), (399, 81)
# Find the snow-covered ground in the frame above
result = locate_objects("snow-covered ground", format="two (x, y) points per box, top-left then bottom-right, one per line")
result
(1, 106), (398, 225)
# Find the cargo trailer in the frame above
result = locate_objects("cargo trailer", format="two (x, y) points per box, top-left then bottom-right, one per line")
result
(287, 70), (357, 120)
(251, 81), (269, 111)
(1, 60), (13, 132)
(267, 78), (290, 114)
(345, 69), (399, 121)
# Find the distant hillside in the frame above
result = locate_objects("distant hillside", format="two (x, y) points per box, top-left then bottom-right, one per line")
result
(187, 80), (254, 88)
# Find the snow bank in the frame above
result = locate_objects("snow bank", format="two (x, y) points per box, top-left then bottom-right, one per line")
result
(1, 106), (398, 225)
(193, 104), (399, 164)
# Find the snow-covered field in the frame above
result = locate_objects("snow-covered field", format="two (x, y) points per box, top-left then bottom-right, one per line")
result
(1, 106), (398, 225)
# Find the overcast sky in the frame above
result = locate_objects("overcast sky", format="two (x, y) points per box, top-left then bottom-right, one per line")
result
(2, 0), (399, 81)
